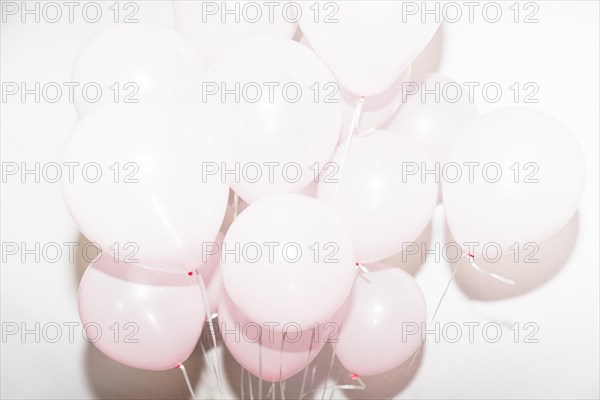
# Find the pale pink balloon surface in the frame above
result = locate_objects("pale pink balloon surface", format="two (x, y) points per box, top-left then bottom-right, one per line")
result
(173, 1), (297, 64)
(198, 37), (342, 204)
(62, 102), (229, 272)
(386, 73), (479, 165)
(318, 131), (438, 263)
(197, 232), (224, 315)
(335, 264), (427, 376)
(221, 194), (356, 330)
(339, 66), (412, 141)
(299, 2), (439, 96)
(72, 22), (206, 116)
(443, 107), (586, 256)
(77, 252), (206, 371)
(218, 290), (346, 382)
(297, 34), (412, 139)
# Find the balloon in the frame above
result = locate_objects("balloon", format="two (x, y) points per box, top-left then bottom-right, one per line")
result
(386, 73), (479, 165)
(221, 194), (355, 330)
(339, 66), (412, 142)
(198, 37), (342, 203)
(62, 102), (229, 272)
(72, 22), (206, 116)
(78, 252), (206, 371)
(173, 1), (297, 63)
(335, 264), (426, 376)
(297, 34), (411, 140)
(197, 233), (224, 315)
(318, 131), (438, 263)
(299, 2), (439, 96)
(442, 107), (586, 257)
(218, 290), (346, 382)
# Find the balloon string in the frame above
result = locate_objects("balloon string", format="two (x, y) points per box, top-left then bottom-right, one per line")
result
(298, 329), (316, 399)
(258, 335), (263, 400)
(199, 323), (223, 398)
(194, 274), (225, 398)
(176, 364), (196, 400)
(277, 331), (287, 399)
(240, 366), (245, 400)
(267, 382), (274, 399)
(408, 259), (460, 370)
(463, 253), (515, 285)
(300, 343), (367, 399)
(248, 370), (254, 400)
(320, 342), (337, 400)
(280, 378), (286, 400)
(233, 191), (239, 219)
(334, 97), (366, 201)
(328, 374), (366, 400)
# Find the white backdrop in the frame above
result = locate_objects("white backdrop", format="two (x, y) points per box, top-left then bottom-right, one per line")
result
(1, 1), (599, 399)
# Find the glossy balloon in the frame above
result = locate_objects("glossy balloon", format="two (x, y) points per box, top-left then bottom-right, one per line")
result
(335, 264), (426, 376)
(386, 73), (479, 165)
(62, 102), (229, 272)
(199, 38), (342, 203)
(78, 252), (206, 370)
(299, 2), (439, 96)
(221, 194), (355, 330)
(218, 290), (346, 382)
(443, 107), (586, 257)
(318, 131), (438, 263)
(72, 22), (206, 116)
(197, 232), (224, 315)
(174, 1), (297, 63)
(298, 34), (411, 140)
(339, 67), (412, 141)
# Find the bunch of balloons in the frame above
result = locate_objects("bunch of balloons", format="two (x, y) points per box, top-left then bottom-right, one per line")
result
(62, 0), (586, 391)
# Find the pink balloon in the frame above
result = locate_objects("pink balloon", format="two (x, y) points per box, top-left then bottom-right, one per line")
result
(78, 252), (206, 371)
(338, 66), (412, 142)
(198, 38), (342, 203)
(298, 34), (411, 139)
(299, 2), (439, 96)
(443, 107), (586, 257)
(221, 194), (356, 331)
(386, 73), (479, 166)
(335, 264), (426, 376)
(173, 1), (297, 63)
(62, 102), (229, 273)
(218, 290), (346, 382)
(317, 131), (438, 263)
(197, 232), (224, 315)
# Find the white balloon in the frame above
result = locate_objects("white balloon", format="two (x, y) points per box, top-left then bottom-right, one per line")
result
(62, 102), (229, 272)
(299, 2), (439, 96)
(173, 0), (297, 63)
(318, 131), (438, 263)
(298, 34), (412, 141)
(443, 107), (586, 256)
(335, 264), (426, 376)
(72, 22), (206, 116)
(221, 194), (355, 330)
(199, 38), (342, 203)
(339, 66), (412, 141)
(386, 73), (479, 165)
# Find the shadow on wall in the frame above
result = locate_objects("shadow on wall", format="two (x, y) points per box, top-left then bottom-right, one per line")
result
(445, 212), (579, 301)
(73, 232), (98, 288)
(411, 22), (444, 76)
(384, 221), (433, 276)
(83, 332), (208, 399)
(339, 342), (425, 400)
